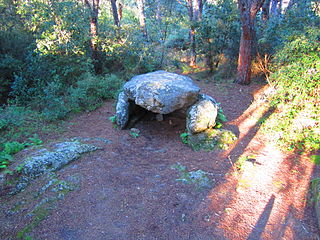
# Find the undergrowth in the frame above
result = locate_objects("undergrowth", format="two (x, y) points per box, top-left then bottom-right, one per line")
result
(0, 135), (42, 171)
(262, 27), (320, 153)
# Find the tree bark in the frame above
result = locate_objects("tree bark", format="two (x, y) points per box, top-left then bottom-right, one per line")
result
(110, 0), (120, 27)
(270, 0), (280, 16)
(193, 0), (203, 21)
(118, 0), (123, 21)
(136, 0), (148, 38)
(262, 0), (271, 22)
(236, 0), (265, 85)
(186, 0), (202, 67)
(237, 32), (253, 85)
(286, 0), (296, 10)
(156, 1), (161, 21)
(84, 0), (101, 74)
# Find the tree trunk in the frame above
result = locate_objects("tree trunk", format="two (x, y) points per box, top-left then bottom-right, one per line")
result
(84, 0), (101, 74)
(111, 0), (120, 27)
(189, 27), (197, 66)
(262, 0), (271, 22)
(118, 0), (123, 21)
(236, 0), (265, 85)
(186, 0), (202, 67)
(136, 0), (147, 38)
(156, 1), (161, 21)
(193, 0), (203, 21)
(237, 32), (253, 85)
(270, 0), (280, 16)
(206, 38), (214, 73)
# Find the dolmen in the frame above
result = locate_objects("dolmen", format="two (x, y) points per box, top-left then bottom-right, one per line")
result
(115, 70), (219, 134)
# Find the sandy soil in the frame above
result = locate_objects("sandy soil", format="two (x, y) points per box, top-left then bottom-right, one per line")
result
(0, 77), (319, 240)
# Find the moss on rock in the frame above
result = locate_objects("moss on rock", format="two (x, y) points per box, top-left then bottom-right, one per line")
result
(185, 128), (237, 151)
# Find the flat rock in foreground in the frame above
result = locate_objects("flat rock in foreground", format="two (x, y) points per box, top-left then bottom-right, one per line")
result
(123, 70), (200, 114)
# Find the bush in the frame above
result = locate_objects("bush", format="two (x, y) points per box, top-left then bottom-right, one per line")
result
(262, 27), (320, 152)
(68, 73), (124, 112)
(0, 104), (42, 148)
(198, 0), (240, 71)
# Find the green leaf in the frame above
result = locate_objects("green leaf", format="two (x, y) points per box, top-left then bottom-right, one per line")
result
(217, 111), (228, 122)
(311, 155), (320, 165)
(0, 154), (13, 161)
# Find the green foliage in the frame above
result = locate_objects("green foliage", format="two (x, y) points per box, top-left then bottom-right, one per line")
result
(257, 0), (320, 56)
(217, 130), (237, 150)
(0, 136), (42, 170)
(262, 27), (320, 152)
(180, 132), (189, 144)
(68, 73), (123, 113)
(16, 0), (89, 56)
(3, 141), (25, 155)
(0, 135), (42, 170)
(199, 0), (240, 71)
(311, 155), (320, 165)
(310, 177), (320, 204)
(0, 141), (24, 169)
(108, 115), (117, 124)
(129, 131), (140, 138)
(216, 107), (228, 128)
(0, 104), (44, 145)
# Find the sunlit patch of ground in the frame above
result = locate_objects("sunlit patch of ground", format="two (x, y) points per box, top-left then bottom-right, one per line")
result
(199, 85), (317, 239)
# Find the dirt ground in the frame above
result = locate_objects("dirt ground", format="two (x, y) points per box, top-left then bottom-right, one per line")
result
(1, 77), (319, 240)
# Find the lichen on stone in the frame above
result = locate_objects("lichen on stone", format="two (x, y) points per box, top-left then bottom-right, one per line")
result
(171, 163), (213, 188)
(21, 141), (99, 178)
(4, 140), (99, 194)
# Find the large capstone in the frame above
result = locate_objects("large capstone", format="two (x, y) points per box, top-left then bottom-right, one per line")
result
(186, 98), (218, 134)
(123, 70), (200, 114)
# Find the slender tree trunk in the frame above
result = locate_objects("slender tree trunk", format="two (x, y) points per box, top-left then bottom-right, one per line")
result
(193, 0), (203, 20)
(286, 0), (296, 10)
(186, 0), (202, 67)
(160, 0), (174, 68)
(111, 0), (120, 27)
(262, 0), (271, 22)
(206, 38), (214, 73)
(117, 0), (123, 21)
(156, 1), (161, 21)
(270, 0), (280, 16)
(279, 0), (283, 14)
(236, 0), (265, 85)
(84, 0), (101, 74)
(136, 0), (148, 38)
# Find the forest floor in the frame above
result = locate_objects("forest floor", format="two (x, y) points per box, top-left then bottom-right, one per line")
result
(1, 74), (319, 240)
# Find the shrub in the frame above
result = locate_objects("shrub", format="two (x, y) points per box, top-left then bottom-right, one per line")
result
(68, 73), (124, 112)
(0, 104), (43, 147)
(262, 27), (320, 152)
